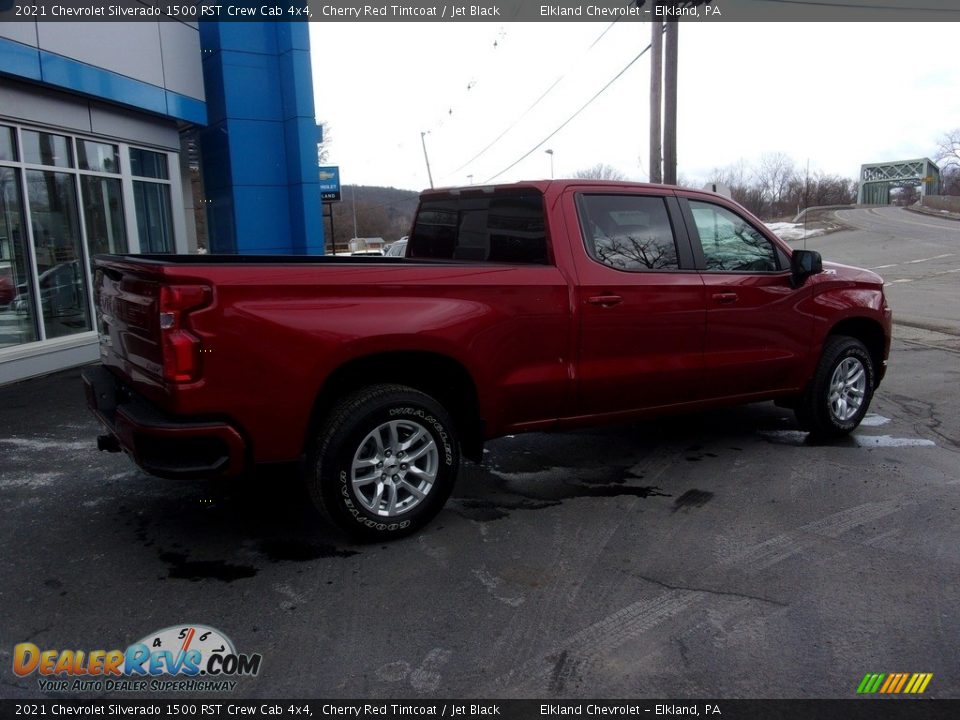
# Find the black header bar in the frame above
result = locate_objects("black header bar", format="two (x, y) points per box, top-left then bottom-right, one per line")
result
(2, 699), (960, 720)
(2, 0), (960, 22)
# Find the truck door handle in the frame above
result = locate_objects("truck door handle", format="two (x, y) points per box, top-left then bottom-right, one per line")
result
(587, 294), (623, 307)
(711, 292), (738, 304)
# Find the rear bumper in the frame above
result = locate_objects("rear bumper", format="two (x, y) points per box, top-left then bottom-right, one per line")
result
(82, 365), (247, 479)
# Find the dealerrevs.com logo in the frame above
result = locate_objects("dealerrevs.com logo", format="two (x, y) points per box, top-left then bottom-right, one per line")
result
(13, 624), (262, 693)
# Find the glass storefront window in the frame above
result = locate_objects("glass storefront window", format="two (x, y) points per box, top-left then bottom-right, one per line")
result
(25, 169), (92, 339)
(81, 176), (127, 257)
(0, 126), (16, 162)
(0, 125), (181, 352)
(133, 181), (174, 253)
(130, 148), (169, 179)
(22, 130), (73, 168)
(0, 167), (39, 348)
(78, 141), (120, 174)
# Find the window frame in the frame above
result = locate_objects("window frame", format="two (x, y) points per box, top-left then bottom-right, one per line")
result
(0, 120), (183, 351)
(575, 192), (696, 273)
(408, 190), (553, 266)
(678, 195), (790, 274)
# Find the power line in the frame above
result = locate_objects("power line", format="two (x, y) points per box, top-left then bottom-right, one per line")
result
(443, 21), (621, 180)
(482, 42), (653, 185)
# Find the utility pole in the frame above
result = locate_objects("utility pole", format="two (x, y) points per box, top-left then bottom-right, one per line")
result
(649, 10), (662, 184)
(663, 20), (678, 185)
(420, 131), (434, 189)
(649, 2), (706, 186)
(351, 184), (359, 242)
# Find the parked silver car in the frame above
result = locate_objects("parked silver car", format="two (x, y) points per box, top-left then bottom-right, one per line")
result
(383, 237), (408, 257)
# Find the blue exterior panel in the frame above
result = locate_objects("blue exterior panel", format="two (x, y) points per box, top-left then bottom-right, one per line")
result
(279, 49), (315, 118)
(40, 51), (168, 115)
(232, 186), (292, 254)
(0, 39), (205, 124)
(282, 116), (320, 186)
(213, 21), (278, 55)
(226, 119), (288, 186)
(275, 22), (312, 52)
(199, 21), (324, 255)
(0, 38), (42, 81)
(198, 46), (227, 123)
(288, 182), (326, 255)
(219, 50), (283, 121)
(165, 91), (207, 125)
(206, 186), (236, 255)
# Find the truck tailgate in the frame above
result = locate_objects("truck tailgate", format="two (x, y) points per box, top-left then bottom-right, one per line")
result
(97, 265), (162, 368)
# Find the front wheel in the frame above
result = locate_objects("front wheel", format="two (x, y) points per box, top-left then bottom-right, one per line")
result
(795, 336), (875, 439)
(307, 384), (460, 540)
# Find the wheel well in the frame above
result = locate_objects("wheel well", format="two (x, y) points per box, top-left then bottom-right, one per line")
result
(306, 352), (484, 462)
(828, 318), (886, 379)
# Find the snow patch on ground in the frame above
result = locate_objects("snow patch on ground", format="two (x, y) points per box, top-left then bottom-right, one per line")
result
(0, 471), (64, 489)
(854, 435), (935, 448)
(765, 222), (826, 241)
(489, 467), (566, 483)
(758, 430), (935, 448)
(859, 414), (891, 427)
(0, 437), (90, 452)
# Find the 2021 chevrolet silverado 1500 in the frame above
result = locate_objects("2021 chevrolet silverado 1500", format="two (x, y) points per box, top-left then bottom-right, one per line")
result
(83, 181), (892, 539)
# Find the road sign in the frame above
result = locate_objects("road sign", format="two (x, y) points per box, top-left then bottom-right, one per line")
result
(319, 166), (341, 203)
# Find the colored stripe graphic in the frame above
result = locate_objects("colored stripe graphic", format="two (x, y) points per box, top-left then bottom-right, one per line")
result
(857, 673), (932, 694)
(856, 673), (885, 694)
(893, 673), (910, 693)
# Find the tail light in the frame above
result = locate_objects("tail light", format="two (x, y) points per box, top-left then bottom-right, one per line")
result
(159, 285), (211, 383)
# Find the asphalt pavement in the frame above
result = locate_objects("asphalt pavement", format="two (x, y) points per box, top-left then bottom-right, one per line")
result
(0, 207), (957, 701)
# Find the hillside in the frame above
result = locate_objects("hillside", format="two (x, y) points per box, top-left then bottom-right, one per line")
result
(326, 185), (420, 250)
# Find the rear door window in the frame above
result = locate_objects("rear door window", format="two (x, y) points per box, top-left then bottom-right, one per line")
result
(408, 191), (548, 264)
(577, 194), (680, 271)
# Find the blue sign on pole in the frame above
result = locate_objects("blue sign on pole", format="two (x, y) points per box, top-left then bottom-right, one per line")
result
(319, 166), (341, 203)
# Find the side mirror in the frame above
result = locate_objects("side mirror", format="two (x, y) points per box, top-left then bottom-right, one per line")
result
(790, 249), (822, 288)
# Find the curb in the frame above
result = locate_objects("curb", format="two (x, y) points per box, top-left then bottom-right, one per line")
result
(904, 205), (960, 222)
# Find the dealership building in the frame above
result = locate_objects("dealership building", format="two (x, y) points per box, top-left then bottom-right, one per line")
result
(0, 19), (324, 384)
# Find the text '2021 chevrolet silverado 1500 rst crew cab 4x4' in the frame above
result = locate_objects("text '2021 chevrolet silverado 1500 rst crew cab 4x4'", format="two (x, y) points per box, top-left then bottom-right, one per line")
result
(83, 181), (892, 539)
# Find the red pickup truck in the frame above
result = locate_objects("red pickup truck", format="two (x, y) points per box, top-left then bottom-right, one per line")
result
(83, 181), (892, 539)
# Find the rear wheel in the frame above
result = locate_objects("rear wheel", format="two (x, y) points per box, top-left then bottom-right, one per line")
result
(307, 384), (459, 540)
(795, 336), (875, 439)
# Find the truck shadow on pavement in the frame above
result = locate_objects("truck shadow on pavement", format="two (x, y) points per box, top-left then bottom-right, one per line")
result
(69, 401), (804, 581)
(0, 367), (852, 585)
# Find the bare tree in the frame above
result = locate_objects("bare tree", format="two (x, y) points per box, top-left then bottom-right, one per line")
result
(573, 163), (627, 181)
(942, 166), (960, 196)
(707, 159), (756, 211)
(754, 152), (797, 217)
(708, 159), (750, 191)
(596, 232), (673, 270)
(936, 128), (960, 170)
(317, 121), (332, 164)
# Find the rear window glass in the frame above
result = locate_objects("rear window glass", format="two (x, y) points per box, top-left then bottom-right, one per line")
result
(408, 192), (548, 264)
(577, 194), (679, 271)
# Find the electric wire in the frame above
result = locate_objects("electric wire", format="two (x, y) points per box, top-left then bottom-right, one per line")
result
(443, 21), (621, 179)
(482, 42), (654, 184)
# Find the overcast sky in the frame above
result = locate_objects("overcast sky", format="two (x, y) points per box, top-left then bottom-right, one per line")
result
(309, 22), (960, 191)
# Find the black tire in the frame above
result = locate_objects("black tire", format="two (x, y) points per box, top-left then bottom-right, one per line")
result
(307, 384), (459, 540)
(795, 336), (875, 439)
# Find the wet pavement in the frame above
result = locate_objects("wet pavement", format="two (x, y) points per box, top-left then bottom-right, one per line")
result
(1, 332), (957, 699)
